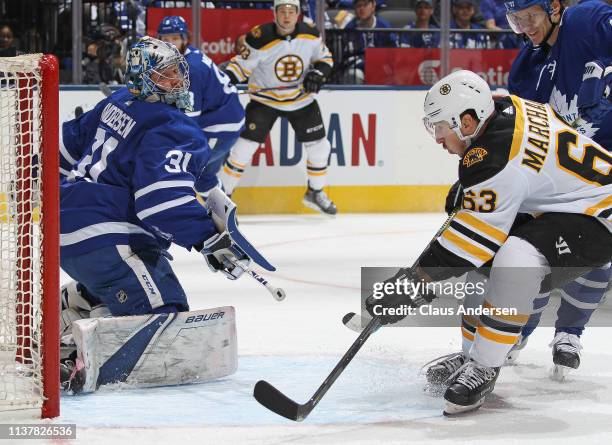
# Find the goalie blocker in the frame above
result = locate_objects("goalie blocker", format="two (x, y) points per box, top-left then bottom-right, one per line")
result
(62, 306), (237, 394)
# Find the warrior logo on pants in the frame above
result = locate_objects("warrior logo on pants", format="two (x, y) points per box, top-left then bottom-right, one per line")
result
(275, 55), (303, 82)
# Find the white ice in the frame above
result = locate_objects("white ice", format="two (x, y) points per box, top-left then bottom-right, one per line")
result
(48, 214), (612, 444)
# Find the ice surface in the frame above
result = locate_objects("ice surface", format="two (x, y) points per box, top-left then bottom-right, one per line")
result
(48, 214), (612, 444)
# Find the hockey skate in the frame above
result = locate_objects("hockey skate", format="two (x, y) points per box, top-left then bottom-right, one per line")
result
(550, 331), (582, 381)
(60, 352), (86, 395)
(302, 187), (337, 215)
(444, 360), (500, 415)
(422, 352), (466, 392)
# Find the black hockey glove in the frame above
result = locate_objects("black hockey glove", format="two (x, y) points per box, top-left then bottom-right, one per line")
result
(199, 232), (250, 280)
(364, 268), (437, 326)
(445, 180), (463, 215)
(303, 69), (326, 93)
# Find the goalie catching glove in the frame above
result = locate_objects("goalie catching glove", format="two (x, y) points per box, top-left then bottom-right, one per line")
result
(365, 268), (437, 326)
(199, 231), (251, 280)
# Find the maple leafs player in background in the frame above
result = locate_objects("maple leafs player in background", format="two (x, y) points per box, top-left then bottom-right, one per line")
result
(156, 15), (245, 195)
(58, 37), (252, 391)
(220, 0), (337, 215)
(369, 70), (611, 414)
(502, 0), (612, 374)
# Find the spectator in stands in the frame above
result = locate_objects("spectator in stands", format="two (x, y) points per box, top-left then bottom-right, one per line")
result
(400, 0), (440, 48)
(479, 0), (519, 48)
(0, 24), (17, 57)
(342, 0), (397, 83)
(82, 41), (114, 84)
(449, 0), (490, 49)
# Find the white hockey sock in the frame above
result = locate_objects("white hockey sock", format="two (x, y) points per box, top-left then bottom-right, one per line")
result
(304, 138), (331, 190)
(218, 137), (259, 195)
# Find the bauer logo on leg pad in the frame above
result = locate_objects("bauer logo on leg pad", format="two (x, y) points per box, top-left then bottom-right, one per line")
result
(185, 311), (225, 323)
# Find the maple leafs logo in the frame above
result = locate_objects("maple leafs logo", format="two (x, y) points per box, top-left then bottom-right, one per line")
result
(549, 87), (599, 138)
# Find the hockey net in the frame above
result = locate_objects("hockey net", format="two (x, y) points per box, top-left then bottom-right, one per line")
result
(0, 54), (59, 418)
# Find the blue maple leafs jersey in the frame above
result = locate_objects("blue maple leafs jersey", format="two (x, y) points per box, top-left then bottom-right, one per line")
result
(183, 45), (245, 139)
(60, 88), (218, 257)
(508, 0), (612, 148)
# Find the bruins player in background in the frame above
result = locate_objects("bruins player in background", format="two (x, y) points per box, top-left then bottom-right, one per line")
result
(367, 70), (611, 415)
(221, 0), (337, 215)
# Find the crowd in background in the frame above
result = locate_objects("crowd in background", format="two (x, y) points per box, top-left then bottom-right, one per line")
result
(0, 0), (546, 85)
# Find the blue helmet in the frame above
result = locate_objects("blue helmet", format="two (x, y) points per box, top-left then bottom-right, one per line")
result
(157, 16), (189, 38)
(504, 0), (552, 15)
(125, 36), (192, 111)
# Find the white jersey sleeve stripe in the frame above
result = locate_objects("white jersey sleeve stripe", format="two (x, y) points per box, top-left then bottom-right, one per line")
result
(60, 222), (155, 246)
(203, 117), (246, 134)
(137, 195), (197, 220)
(134, 180), (195, 200)
(60, 137), (78, 166)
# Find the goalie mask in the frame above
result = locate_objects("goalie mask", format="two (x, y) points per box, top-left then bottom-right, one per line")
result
(423, 70), (494, 145)
(125, 36), (193, 111)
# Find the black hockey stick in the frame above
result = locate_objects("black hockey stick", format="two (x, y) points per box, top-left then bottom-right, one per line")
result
(342, 208), (460, 333)
(253, 314), (382, 421)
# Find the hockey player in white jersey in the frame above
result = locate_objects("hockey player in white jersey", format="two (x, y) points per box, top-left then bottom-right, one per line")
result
(367, 70), (611, 414)
(221, 0), (337, 215)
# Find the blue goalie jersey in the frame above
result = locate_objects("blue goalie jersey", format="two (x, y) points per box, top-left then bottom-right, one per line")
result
(60, 88), (218, 257)
(183, 46), (245, 140)
(508, 0), (612, 148)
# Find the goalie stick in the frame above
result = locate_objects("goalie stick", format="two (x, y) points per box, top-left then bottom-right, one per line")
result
(343, 208), (459, 333)
(239, 84), (302, 95)
(253, 314), (381, 421)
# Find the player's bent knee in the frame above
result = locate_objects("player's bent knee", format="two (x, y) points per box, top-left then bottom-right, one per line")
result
(304, 137), (331, 165)
(493, 236), (550, 269)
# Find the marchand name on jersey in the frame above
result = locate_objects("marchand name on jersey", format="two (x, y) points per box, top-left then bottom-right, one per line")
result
(101, 103), (136, 139)
(521, 100), (551, 173)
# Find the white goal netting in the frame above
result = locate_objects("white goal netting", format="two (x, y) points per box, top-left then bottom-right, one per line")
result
(0, 54), (46, 415)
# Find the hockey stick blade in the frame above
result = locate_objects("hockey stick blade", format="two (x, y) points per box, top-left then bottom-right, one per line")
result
(254, 316), (382, 422)
(342, 311), (372, 333)
(253, 380), (306, 421)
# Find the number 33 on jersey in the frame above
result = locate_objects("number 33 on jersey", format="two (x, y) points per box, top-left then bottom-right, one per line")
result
(441, 95), (611, 267)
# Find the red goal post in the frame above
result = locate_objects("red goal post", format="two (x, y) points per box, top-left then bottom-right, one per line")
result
(0, 54), (60, 418)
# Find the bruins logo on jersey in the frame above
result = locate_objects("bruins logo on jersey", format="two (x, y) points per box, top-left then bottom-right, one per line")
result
(275, 55), (304, 83)
(439, 84), (451, 95)
(463, 147), (488, 167)
(251, 26), (262, 39)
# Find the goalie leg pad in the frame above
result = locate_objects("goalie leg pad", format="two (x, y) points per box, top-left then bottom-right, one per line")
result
(71, 306), (237, 393)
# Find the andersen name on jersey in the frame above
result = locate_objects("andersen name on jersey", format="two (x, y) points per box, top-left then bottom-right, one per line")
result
(225, 22), (333, 112)
(60, 88), (218, 257)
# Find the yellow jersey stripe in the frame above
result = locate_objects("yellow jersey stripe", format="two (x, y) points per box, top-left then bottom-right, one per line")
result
(509, 95), (525, 161)
(462, 314), (478, 327)
(251, 94), (311, 107)
(483, 300), (529, 324)
(585, 195), (612, 217)
(254, 88), (304, 100)
(442, 229), (493, 263)
(462, 327), (475, 341)
(477, 325), (519, 344)
(455, 212), (507, 244)
(296, 34), (318, 40)
(260, 39), (282, 51)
